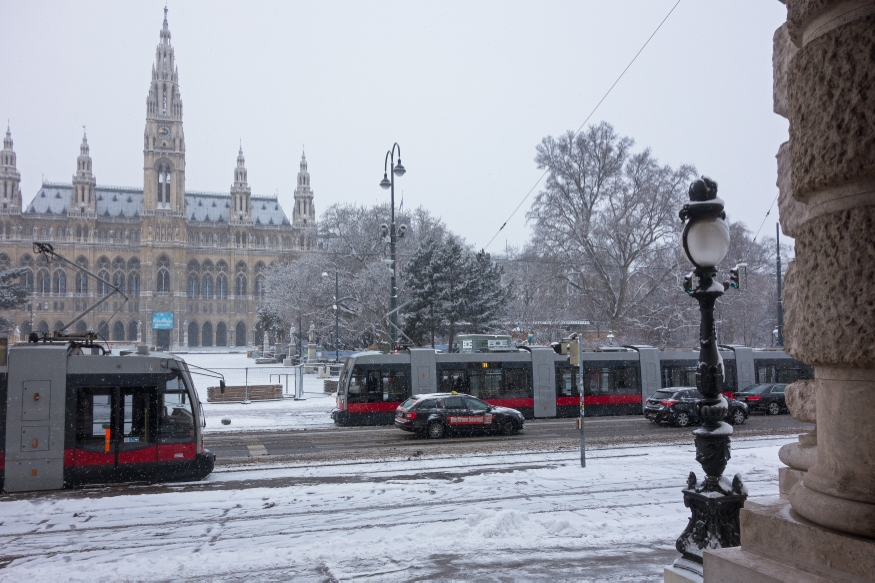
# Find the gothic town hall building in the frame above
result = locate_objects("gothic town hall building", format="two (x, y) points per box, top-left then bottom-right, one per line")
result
(0, 12), (316, 349)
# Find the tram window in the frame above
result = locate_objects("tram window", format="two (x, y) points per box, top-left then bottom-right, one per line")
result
(76, 391), (113, 451)
(583, 366), (639, 396)
(724, 363), (737, 391)
(557, 366), (580, 397)
(469, 370), (502, 399)
(348, 365), (408, 403)
(662, 365), (697, 388)
(502, 368), (529, 398)
(756, 363), (809, 384)
(382, 370), (408, 402)
(440, 369), (467, 393)
(122, 390), (156, 443)
(160, 392), (194, 440)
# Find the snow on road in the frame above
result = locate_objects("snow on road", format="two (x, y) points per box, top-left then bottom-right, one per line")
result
(0, 435), (794, 581)
(182, 352), (338, 433)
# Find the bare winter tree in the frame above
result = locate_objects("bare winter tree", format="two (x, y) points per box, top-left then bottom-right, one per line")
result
(260, 203), (449, 350)
(526, 122), (696, 332)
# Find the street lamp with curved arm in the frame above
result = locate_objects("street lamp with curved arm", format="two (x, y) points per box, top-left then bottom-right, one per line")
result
(378, 142), (406, 347)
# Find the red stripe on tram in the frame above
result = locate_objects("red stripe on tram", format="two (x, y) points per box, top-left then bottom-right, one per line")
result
(556, 394), (643, 406)
(347, 402), (402, 413)
(483, 398), (534, 409)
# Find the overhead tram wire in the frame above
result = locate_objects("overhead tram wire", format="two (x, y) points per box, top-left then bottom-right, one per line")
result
(482, 0), (684, 252)
(753, 191), (780, 241)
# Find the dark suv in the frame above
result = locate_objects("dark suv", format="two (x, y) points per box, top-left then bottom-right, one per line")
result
(734, 383), (787, 415)
(395, 393), (525, 438)
(644, 387), (749, 427)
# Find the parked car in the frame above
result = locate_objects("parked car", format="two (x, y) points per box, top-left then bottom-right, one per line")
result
(644, 387), (749, 427)
(395, 393), (525, 438)
(734, 383), (787, 415)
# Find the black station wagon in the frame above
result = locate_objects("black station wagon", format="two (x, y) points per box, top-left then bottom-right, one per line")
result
(395, 392), (525, 438)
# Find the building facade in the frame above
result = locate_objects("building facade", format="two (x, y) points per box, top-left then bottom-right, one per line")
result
(0, 11), (316, 349)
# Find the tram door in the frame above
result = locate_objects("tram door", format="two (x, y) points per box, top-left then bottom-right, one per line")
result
(74, 387), (159, 484)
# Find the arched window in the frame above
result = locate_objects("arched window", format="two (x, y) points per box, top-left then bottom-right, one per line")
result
(53, 320), (65, 332)
(188, 274), (200, 297)
(37, 320), (50, 334)
(216, 322), (227, 346)
(37, 269), (51, 294)
(202, 274), (213, 298)
(188, 321), (199, 347)
(76, 273), (88, 294)
(216, 274), (228, 299)
(254, 276), (265, 299)
(112, 321), (125, 341)
(21, 270), (34, 292)
(97, 321), (109, 340)
(74, 320), (88, 333)
(235, 274), (247, 296)
(157, 255), (171, 293)
(128, 321), (138, 341)
(235, 321), (246, 347)
(53, 270), (67, 294)
(113, 271), (125, 294)
(98, 271), (111, 296)
(128, 272), (140, 296)
(202, 322), (213, 347)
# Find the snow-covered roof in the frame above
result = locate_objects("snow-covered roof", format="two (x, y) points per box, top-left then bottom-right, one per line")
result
(26, 183), (292, 226)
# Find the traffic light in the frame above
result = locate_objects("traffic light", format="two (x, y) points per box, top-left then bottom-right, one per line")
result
(569, 339), (580, 367)
(729, 263), (747, 291)
(683, 271), (694, 295)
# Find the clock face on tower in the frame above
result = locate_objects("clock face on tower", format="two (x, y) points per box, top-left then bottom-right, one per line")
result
(158, 125), (171, 138)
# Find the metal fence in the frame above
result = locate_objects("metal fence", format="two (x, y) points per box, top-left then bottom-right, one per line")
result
(189, 364), (343, 403)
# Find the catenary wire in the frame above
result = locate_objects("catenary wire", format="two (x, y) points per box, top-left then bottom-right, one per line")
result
(482, 0), (683, 252)
(753, 191), (780, 241)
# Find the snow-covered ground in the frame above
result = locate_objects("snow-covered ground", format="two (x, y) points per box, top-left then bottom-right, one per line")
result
(182, 352), (338, 433)
(0, 435), (794, 581)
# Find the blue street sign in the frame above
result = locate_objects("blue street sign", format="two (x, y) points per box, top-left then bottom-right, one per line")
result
(152, 312), (174, 329)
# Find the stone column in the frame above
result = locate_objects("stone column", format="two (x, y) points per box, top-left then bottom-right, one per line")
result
(702, 3), (875, 580)
(778, 0), (875, 538)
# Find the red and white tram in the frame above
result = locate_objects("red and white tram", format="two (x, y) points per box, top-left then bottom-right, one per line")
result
(331, 345), (812, 426)
(0, 335), (215, 493)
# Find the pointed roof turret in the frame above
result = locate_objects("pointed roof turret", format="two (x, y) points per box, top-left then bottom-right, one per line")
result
(3, 122), (13, 152)
(80, 129), (90, 156)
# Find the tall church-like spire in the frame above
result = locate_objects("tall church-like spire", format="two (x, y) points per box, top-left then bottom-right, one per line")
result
(293, 150), (316, 226)
(0, 123), (22, 212)
(230, 146), (252, 223)
(143, 7), (186, 213)
(71, 130), (97, 215)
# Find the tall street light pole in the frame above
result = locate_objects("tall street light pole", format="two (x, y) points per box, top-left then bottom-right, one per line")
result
(379, 143), (406, 347)
(675, 177), (747, 573)
(322, 268), (339, 362)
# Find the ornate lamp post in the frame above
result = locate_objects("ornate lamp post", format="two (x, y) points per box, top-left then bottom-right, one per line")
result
(675, 177), (747, 570)
(379, 143), (406, 346)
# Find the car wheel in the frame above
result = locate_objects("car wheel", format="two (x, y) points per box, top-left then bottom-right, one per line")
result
(768, 402), (781, 416)
(731, 409), (746, 425)
(499, 419), (515, 436)
(427, 421), (445, 439)
(674, 412), (690, 427)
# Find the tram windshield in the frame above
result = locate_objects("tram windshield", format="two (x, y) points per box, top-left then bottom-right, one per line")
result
(160, 373), (195, 440)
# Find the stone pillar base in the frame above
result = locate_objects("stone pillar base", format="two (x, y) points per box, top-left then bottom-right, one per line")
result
(704, 498), (875, 582)
(778, 467), (806, 499)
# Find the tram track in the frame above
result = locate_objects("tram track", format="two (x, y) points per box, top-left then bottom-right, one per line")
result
(0, 475), (777, 555)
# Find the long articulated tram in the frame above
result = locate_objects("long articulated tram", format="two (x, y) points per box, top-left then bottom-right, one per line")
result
(331, 345), (812, 426)
(0, 335), (215, 493)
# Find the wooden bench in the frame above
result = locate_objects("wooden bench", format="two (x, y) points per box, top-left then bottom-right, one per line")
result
(207, 384), (283, 402)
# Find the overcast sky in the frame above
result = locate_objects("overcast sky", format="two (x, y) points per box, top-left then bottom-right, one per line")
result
(1, 1), (789, 251)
